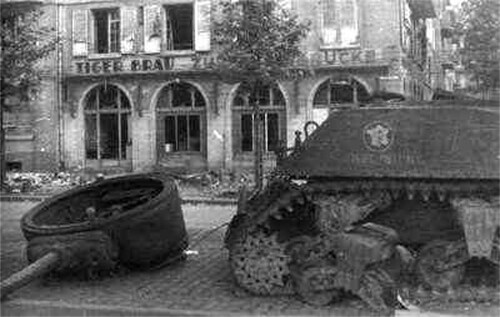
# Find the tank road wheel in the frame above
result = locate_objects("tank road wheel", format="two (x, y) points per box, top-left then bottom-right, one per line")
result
(416, 239), (468, 291)
(229, 230), (293, 295)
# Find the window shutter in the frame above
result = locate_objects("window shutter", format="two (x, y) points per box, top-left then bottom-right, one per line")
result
(121, 6), (138, 54)
(194, 0), (211, 51)
(72, 9), (88, 56)
(144, 5), (163, 53)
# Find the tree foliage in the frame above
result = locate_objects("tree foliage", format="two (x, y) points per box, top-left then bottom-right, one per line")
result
(454, 0), (500, 89)
(211, 0), (310, 190)
(211, 0), (310, 90)
(1, 8), (59, 109)
(1, 7), (60, 187)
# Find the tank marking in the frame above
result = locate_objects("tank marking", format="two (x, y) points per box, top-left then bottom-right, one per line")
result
(349, 153), (417, 166)
(362, 122), (394, 152)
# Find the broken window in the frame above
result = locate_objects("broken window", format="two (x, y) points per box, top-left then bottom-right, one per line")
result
(93, 9), (120, 53)
(157, 82), (205, 153)
(84, 85), (131, 161)
(233, 85), (286, 153)
(165, 4), (193, 50)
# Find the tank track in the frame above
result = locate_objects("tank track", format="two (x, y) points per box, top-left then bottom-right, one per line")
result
(226, 177), (499, 311)
(226, 179), (400, 312)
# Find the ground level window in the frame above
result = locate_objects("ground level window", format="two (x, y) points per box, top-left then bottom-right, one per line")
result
(313, 78), (370, 106)
(157, 82), (206, 154)
(164, 115), (201, 152)
(84, 85), (131, 161)
(233, 84), (286, 154)
(240, 113), (280, 152)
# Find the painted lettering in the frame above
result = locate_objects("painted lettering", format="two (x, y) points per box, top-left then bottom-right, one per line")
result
(75, 62), (84, 73)
(113, 61), (123, 72)
(142, 59), (153, 71)
(338, 51), (350, 64)
(91, 62), (101, 73)
(191, 54), (201, 68)
(153, 59), (163, 71)
(324, 50), (336, 64)
(351, 50), (362, 63)
(131, 60), (141, 71)
(321, 49), (377, 65)
(102, 60), (112, 73)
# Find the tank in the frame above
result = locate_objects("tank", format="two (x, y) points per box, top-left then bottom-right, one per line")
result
(224, 99), (499, 312)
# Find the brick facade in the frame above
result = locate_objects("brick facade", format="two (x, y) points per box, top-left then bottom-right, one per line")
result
(3, 0), (445, 175)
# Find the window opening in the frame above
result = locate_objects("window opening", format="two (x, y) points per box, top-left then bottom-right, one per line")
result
(165, 4), (193, 50)
(84, 85), (131, 161)
(157, 82), (205, 153)
(94, 9), (120, 53)
(313, 79), (369, 107)
(233, 85), (285, 153)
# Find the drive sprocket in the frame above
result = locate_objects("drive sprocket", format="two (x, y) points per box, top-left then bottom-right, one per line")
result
(229, 230), (293, 295)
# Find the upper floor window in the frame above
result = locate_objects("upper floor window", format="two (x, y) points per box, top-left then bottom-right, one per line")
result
(165, 4), (193, 51)
(93, 9), (120, 54)
(72, 2), (211, 57)
(320, 0), (359, 48)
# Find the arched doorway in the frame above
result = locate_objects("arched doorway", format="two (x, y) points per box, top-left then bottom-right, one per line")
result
(156, 81), (207, 170)
(84, 84), (132, 169)
(312, 77), (369, 125)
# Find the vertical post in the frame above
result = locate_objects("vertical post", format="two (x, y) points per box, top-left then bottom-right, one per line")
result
(253, 98), (263, 192)
(0, 97), (6, 190)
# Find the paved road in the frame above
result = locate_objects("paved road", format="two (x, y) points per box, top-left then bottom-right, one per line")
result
(1, 201), (498, 317)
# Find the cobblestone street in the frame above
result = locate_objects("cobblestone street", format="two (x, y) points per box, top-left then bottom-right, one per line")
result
(0, 201), (376, 316)
(1, 201), (498, 317)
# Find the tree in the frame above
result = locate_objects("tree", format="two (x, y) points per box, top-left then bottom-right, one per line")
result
(0, 8), (59, 188)
(211, 0), (310, 191)
(454, 0), (500, 91)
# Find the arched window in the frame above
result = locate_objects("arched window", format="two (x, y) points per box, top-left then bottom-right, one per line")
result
(84, 84), (131, 161)
(156, 82), (206, 153)
(232, 84), (286, 153)
(313, 78), (369, 107)
(312, 78), (369, 124)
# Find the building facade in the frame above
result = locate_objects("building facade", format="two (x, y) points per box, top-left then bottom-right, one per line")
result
(3, 0), (447, 175)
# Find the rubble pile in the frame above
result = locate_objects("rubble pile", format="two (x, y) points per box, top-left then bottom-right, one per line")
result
(4, 172), (88, 194)
(174, 171), (256, 198)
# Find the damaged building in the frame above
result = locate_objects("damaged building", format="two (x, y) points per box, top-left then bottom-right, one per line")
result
(2, 0), (450, 175)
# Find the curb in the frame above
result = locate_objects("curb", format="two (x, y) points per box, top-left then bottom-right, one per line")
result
(0, 299), (476, 317)
(0, 298), (251, 317)
(0, 194), (237, 205)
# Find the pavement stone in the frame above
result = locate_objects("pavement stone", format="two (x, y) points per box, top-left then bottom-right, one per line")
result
(1, 201), (498, 317)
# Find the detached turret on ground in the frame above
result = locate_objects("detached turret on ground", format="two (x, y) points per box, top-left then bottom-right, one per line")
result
(1, 173), (188, 300)
(225, 96), (499, 313)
